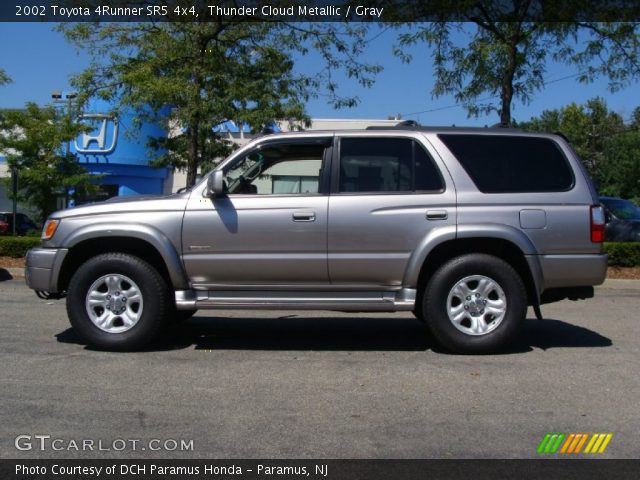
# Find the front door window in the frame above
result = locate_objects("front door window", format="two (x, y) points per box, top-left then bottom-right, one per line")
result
(224, 143), (325, 195)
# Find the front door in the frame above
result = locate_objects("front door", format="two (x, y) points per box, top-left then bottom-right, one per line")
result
(182, 138), (331, 288)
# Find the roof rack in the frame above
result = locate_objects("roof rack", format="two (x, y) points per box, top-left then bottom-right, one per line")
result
(365, 119), (421, 130)
(363, 121), (530, 133)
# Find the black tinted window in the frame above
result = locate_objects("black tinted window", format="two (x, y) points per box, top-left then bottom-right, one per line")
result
(439, 134), (574, 193)
(415, 142), (444, 191)
(339, 138), (443, 193)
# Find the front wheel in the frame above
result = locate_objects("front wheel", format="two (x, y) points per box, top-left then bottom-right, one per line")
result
(66, 253), (171, 350)
(423, 254), (527, 354)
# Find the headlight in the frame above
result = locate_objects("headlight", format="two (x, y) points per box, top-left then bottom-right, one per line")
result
(41, 219), (60, 240)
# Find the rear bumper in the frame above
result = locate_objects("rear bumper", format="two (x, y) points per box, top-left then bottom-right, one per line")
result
(538, 253), (608, 290)
(24, 247), (68, 293)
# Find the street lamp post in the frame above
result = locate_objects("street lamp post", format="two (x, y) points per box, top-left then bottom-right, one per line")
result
(51, 90), (78, 209)
(51, 90), (77, 154)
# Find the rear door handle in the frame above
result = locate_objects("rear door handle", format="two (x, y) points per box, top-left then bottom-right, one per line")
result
(426, 210), (448, 221)
(293, 211), (316, 222)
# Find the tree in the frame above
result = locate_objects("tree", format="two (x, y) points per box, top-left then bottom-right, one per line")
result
(0, 103), (96, 222)
(61, 20), (379, 186)
(0, 68), (11, 86)
(601, 112), (640, 202)
(395, 1), (640, 126)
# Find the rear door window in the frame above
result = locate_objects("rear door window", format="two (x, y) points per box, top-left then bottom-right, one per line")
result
(338, 137), (443, 193)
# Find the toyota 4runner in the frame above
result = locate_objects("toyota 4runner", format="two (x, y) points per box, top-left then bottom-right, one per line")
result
(25, 125), (608, 353)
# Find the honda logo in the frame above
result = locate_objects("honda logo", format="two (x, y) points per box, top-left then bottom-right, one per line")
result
(74, 114), (118, 154)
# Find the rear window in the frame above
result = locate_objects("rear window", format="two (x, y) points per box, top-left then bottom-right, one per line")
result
(438, 134), (574, 193)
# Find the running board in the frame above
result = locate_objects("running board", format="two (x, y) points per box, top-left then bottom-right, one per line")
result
(175, 288), (416, 312)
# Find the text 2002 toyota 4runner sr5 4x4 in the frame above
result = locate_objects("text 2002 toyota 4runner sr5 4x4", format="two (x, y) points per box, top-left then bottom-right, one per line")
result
(25, 125), (608, 353)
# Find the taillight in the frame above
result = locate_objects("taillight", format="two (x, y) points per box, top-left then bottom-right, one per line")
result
(590, 205), (605, 243)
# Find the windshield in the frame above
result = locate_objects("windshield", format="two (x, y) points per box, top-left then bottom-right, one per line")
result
(601, 198), (640, 220)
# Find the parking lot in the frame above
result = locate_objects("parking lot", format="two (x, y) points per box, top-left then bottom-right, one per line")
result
(1, 277), (638, 459)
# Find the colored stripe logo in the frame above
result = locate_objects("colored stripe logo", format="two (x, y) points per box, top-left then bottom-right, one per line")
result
(537, 433), (613, 454)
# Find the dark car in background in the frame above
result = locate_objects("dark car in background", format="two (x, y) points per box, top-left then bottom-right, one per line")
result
(0, 212), (39, 235)
(600, 197), (640, 242)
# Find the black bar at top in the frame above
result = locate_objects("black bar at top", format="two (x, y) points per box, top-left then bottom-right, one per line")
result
(2, 0), (640, 23)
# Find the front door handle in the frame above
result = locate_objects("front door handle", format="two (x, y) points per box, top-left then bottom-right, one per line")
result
(426, 210), (448, 221)
(293, 211), (316, 222)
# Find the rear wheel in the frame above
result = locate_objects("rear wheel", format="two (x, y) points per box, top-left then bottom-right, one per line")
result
(423, 254), (526, 354)
(66, 253), (170, 350)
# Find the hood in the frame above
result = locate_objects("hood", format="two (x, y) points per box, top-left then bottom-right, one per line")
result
(50, 192), (190, 219)
(102, 194), (168, 204)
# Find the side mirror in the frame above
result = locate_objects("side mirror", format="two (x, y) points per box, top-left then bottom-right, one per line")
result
(205, 170), (224, 197)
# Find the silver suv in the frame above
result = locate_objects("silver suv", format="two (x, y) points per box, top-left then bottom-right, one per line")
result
(25, 125), (608, 353)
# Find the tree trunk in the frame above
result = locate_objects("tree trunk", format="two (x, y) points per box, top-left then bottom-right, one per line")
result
(186, 123), (199, 187)
(500, 44), (517, 127)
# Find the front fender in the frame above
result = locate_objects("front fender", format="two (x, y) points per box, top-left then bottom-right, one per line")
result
(60, 222), (189, 290)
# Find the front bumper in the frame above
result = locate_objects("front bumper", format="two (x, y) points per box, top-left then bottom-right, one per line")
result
(24, 247), (68, 293)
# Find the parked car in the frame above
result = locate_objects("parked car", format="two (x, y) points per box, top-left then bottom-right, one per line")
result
(600, 197), (640, 242)
(0, 212), (39, 235)
(25, 125), (607, 353)
(0, 214), (9, 235)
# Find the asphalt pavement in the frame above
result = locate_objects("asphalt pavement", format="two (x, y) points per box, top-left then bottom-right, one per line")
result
(1, 278), (638, 459)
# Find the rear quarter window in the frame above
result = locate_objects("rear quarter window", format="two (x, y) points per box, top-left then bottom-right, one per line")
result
(438, 134), (574, 193)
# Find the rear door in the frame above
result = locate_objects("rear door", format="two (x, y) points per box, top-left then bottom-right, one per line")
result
(328, 134), (456, 287)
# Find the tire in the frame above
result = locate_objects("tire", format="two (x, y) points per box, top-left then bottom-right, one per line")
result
(66, 253), (171, 351)
(423, 253), (526, 354)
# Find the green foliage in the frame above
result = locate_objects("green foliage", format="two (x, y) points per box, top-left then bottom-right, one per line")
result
(0, 68), (11, 86)
(0, 103), (98, 223)
(0, 236), (41, 258)
(518, 98), (640, 200)
(604, 242), (640, 267)
(61, 19), (380, 186)
(394, 2), (640, 126)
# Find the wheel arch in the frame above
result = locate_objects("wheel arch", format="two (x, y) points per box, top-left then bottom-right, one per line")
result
(406, 230), (542, 309)
(57, 225), (188, 292)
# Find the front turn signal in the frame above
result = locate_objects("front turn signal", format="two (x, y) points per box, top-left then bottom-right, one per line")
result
(42, 219), (60, 240)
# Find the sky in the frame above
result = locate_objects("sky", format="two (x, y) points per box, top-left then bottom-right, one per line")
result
(1, 22), (640, 126)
